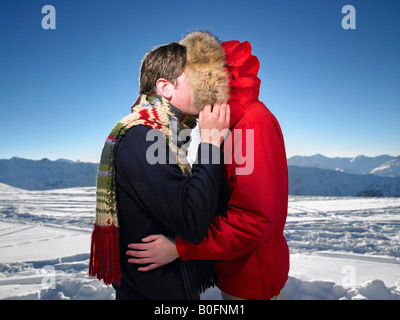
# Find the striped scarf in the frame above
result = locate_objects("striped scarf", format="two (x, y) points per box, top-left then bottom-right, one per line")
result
(89, 93), (217, 298)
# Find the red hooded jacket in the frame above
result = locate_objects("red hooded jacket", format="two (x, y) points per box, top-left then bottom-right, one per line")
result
(176, 40), (290, 300)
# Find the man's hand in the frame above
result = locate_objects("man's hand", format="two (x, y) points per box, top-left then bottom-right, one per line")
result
(199, 102), (230, 147)
(126, 234), (179, 272)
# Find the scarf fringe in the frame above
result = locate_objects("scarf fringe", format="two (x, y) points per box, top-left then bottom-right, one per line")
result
(89, 224), (121, 286)
(180, 260), (218, 300)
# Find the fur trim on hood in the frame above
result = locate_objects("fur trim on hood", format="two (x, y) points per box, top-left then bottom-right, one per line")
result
(180, 31), (230, 111)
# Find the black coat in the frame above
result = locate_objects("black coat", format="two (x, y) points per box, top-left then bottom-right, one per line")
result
(113, 125), (225, 299)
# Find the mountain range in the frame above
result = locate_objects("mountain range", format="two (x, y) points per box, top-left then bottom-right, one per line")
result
(0, 155), (399, 197)
(0, 157), (98, 190)
(287, 154), (400, 177)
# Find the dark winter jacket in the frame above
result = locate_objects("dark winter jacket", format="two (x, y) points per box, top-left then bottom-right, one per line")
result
(113, 125), (224, 299)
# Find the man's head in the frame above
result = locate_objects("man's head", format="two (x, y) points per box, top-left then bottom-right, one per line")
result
(139, 42), (186, 96)
(139, 42), (198, 116)
(139, 31), (229, 116)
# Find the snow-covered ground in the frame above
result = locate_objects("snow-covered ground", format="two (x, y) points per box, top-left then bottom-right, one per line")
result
(0, 182), (399, 300)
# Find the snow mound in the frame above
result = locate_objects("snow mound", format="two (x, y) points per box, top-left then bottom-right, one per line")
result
(284, 277), (400, 300)
(0, 182), (21, 192)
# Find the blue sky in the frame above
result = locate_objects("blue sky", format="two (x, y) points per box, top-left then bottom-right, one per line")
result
(1, 0), (399, 162)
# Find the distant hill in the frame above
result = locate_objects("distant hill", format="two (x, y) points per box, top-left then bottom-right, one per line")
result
(287, 154), (400, 197)
(288, 165), (400, 197)
(287, 154), (400, 177)
(0, 157), (98, 190)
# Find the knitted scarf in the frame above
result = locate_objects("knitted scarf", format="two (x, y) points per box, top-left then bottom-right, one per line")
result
(89, 93), (217, 298)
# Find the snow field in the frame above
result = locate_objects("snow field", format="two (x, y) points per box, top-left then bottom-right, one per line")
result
(0, 183), (399, 300)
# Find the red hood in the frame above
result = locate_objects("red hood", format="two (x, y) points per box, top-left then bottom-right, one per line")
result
(222, 40), (261, 128)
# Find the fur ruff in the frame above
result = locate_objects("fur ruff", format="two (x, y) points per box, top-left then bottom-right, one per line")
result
(180, 31), (230, 111)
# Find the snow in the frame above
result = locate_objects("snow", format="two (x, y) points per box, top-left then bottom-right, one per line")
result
(0, 183), (399, 300)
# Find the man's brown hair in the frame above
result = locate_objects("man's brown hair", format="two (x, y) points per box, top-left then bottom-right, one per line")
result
(139, 42), (187, 95)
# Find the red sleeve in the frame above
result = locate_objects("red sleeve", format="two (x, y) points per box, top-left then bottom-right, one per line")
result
(176, 114), (288, 260)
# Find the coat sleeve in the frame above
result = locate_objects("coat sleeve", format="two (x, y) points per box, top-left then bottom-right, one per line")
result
(116, 126), (224, 245)
(176, 117), (288, 260)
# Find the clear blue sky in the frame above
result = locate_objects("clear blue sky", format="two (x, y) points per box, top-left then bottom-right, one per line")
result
(1, 0), (399, 162)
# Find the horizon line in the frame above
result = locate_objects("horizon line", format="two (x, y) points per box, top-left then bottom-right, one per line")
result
(1, 153), (400, 163)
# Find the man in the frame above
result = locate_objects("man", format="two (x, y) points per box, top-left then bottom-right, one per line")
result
(89, 32), (231, 300)
(127, 38), (290, 300)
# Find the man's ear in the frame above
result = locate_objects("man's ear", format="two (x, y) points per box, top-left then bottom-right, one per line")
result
(156, 78), (173, 100)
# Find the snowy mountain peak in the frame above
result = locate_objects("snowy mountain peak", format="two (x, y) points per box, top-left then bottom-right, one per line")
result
(350, 155), (366, 162)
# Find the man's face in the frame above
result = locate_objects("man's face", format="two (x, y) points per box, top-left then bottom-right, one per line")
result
(170, 72), (198, 117)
